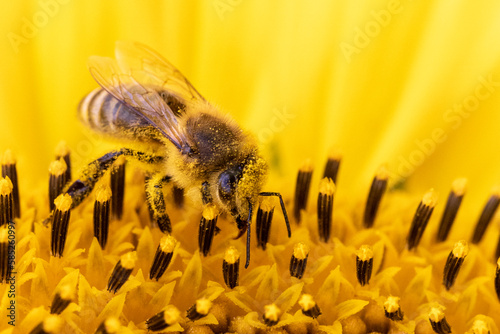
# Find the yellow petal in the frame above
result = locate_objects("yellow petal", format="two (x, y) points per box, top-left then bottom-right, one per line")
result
(178, 250), (202, 301)
(255, 263), (279, 301)
(335, 299), (369, 321)
(274, 282), (304, 314)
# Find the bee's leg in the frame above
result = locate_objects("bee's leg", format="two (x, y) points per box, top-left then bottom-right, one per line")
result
(63, 151), (123, 209)
(145, 173), (172, 234)
(64, 148), (164, 209)
(201, 181), (213, 204)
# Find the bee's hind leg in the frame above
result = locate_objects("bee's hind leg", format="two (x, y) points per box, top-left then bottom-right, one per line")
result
(145, 173), (172, 234)
(63, 148), (164, 209)
(63, 150), (124, 209)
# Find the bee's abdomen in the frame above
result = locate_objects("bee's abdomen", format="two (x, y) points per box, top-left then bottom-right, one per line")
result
(78, 88), (161, 142)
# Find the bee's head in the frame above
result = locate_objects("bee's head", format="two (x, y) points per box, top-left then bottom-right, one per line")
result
(216, 153), (268, 222)
(216, 153), (290, 269)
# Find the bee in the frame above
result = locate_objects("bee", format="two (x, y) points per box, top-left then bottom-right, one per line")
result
(66, 41), (291, 267)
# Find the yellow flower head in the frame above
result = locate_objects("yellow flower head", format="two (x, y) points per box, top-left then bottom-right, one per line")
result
(2, 2), (500, 333)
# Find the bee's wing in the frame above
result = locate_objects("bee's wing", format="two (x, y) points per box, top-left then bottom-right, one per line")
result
(114, 41), (206, 102)
(88, 55), (189, 151)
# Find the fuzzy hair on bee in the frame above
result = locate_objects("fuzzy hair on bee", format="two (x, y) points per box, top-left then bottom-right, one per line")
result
(61, 41), (291, 267)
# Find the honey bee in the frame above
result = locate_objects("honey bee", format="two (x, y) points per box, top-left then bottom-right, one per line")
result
(67, 41), (290, 267)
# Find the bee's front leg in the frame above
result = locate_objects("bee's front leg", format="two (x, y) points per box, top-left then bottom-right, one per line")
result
(145, 173), (172, 234)
(201, 181), (212, 204)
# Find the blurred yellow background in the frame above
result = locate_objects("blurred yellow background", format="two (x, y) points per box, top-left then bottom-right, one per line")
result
(2, 0), (500, 225)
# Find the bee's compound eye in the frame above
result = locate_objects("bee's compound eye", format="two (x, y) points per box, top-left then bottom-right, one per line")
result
(217, 168), (241, 203)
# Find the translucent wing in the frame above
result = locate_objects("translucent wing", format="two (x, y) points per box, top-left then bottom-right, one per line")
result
(88, 54), (189, 151)
(114, 41), (206, 102)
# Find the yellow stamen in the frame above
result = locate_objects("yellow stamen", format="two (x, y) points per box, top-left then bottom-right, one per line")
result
(422, 188), (438, 207)
(323, 148), (342, 183)
(471, 187), (500, 244)
(384, 296), (400, 314)
(223, 246), (240, 289)
(356, 245), (373, 286)
(95, 184), (112, 203)
(0, 226), (7, 242)
(146, 306), (181, 331)
(103, 317), (121, 333)
(491, 185), (500, 197)
(318, 177), (335, 242)
(428, 307), (445, 322)
(120, 251), (138, 269)
(48, 159), (67, 176)
(114, 155), (126, 166)
(150, 235), (176, 281)
(263, 303), (281, 325)
(256, 197), (275, 250)
(51, 284), (75, 314)
(54, 140), (70, 157)
(290, 242), (310, 279)
(163, 305), (181, 325)
(384, 296), (403, 321)
(319, 177), (336, 195)
(470, 319), (489, 334)
(160, 235), (177, 253)
(202, 203), (218, 220)
(196, 298), (212, 316)
(437, 179), (466, 242)
(0, 176), (13, 196)
(293, 242), (310, 260)
(58, 284), (75, 300)
(428, 307), (451, 334)
(224, 246), (240, 264)
(363, 165), (389, 228)
(375, 164), (389, 180)
(187, 297), (213, 320)
(300, 159), (313, 173)
(110, 155), (126, 221)
(43, 315), (63, 333)
(451, 177), (467, 196)
(356, 245), (373, 261)
(54, 194), (72, 212)
(107, 251), (137, 293)
(0, 226), (11, 283)
(259, 197), (274, 212)
(294, 159), (314, 223)
(298, 294), (316, 311)
(199, 203), (219, 257)
(452, 240), (469, 258)
(408, 189), (438, 250)
(2, 149), (16, 165)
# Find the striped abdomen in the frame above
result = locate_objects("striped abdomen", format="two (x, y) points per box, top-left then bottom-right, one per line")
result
(78, 88), (162, 142)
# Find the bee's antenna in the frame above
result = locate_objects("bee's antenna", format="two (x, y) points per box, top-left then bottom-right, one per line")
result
(259, 192), (291, 238)
(245, 199), (253, 268)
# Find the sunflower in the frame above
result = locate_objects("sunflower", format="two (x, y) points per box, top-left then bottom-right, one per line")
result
(1, 1), (500, 333)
